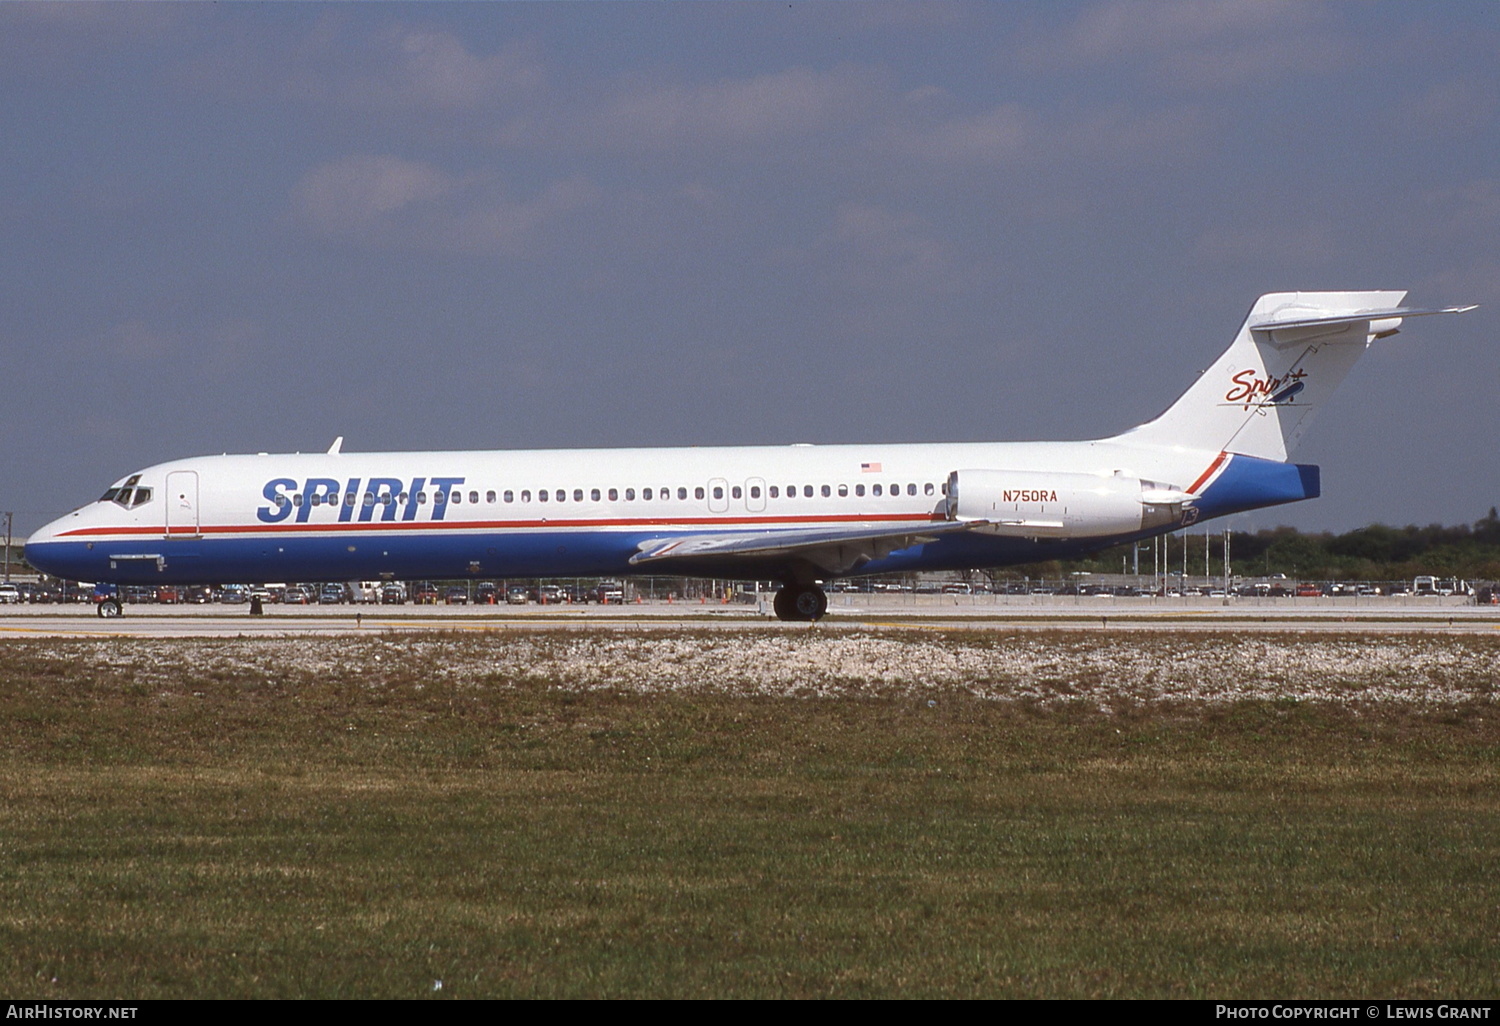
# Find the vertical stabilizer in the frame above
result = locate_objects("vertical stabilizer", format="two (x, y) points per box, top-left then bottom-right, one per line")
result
(1117, 291), (1412, 463)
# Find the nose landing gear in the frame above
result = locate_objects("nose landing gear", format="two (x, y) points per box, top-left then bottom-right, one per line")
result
(772, 583), (827, 622)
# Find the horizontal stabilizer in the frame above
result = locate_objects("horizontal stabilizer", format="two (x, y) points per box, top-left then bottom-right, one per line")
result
(1250, 304), (1476, 345)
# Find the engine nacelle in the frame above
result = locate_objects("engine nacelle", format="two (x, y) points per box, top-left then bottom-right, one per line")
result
(945, 469), (1186, 538)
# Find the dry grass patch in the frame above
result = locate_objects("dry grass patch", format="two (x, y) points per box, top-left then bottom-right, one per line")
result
(0, 630), (1497, 997)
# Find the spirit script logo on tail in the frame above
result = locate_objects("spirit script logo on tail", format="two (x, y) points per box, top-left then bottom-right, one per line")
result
(1222, 368), (1308, 410)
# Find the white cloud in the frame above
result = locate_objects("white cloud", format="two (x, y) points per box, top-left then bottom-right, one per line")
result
(182, 21), (543, 113)
(874, 97), (1206, 170)
(353, 27), (543, 110)
(570, 65), (880, 150)
(292, 155), (458, 234)
(1020, 0), (1354, 89)
(290, 155), (598, 255)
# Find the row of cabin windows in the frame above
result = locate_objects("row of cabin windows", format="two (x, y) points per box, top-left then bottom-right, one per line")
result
(272, 481), (944, 509)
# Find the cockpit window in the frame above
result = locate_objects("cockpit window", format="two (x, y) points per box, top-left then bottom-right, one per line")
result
(100, 476), (152, 508)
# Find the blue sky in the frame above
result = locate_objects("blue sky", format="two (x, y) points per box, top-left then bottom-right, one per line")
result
(3, 1), (1495, 538)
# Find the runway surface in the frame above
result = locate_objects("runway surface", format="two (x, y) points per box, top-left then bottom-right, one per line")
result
(3, 597), (1497, 637)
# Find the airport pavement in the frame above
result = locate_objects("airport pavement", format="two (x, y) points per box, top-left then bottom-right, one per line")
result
(1, 594), (1497, 638)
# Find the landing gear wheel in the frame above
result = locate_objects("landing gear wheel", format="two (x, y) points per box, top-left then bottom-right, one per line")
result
(97, 599), (122, 618)
(773, 584), (827, 622)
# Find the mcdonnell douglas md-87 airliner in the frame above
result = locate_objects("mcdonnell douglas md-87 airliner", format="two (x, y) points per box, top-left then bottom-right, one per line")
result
(25, 291), (1474, 620)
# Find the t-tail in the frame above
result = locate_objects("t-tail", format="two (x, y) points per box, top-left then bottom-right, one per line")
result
(1118, 291), (1475, 463)
(1108, 291), (1475, 523)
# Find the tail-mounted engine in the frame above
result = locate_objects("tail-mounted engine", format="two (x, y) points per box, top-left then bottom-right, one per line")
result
(946, 469), (1188, 538)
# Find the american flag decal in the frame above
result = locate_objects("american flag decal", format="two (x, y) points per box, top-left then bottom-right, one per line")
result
(861, 462), (882, 473)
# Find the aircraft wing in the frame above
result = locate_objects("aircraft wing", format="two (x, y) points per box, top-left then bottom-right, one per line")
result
(628, 519), (988, 576)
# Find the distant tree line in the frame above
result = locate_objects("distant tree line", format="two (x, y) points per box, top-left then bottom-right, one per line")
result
(1009, 508), (1500, 583)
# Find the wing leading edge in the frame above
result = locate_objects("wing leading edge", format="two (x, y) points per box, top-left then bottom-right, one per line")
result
(628, 519), (990, 576)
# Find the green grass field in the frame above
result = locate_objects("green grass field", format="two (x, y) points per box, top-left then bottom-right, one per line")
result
(2, 631), (1497, 998)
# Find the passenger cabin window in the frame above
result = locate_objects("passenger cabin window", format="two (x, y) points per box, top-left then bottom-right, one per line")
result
(750, 486), (761, 499)
(521, 490), (531, 502)
(769, 486), (779, 498)
(803, 485), (813, 498)
(855, 484), (865, 497)
(538, 490), (548, 503)
(504, 490), (514, 503)
(694, 487), (705, 500)
(609, 488), (618, 501)
(591, 489), (601, 501)
(486, 491), (496, 503)
(625, 488), (635, 501)
(471, 491), (481, 504)
(555, 490), (565, 502)
(676, 487), (686, 500)
(712, 486), (723, 500)
(731, 486), (742, 499)
(908, 484), (917, 496)
(643, 488), (653, 501)
(873, 484), (882, 496)
(573, 489), (583, 502)
(838, 484), (848, 497)
(821, 485), (831, 498)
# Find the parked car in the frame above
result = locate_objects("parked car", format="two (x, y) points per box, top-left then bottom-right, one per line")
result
(380, 584), (406, 605)
(282, 586), (310, 605)
(319, 583), (346, 604)
(445, 587), (469, 605)
(506, 587), (529, 605)
(0, 583), (21, 604)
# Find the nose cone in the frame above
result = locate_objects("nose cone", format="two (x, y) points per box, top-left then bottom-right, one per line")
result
(25, 512), (96, 580)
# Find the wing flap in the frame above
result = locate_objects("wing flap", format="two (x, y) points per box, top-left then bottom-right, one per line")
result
(629, 519), (988, 575)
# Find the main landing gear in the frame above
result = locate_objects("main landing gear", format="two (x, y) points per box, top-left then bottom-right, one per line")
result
(772, 583), (827, 622)
(96, 599), (122, 618)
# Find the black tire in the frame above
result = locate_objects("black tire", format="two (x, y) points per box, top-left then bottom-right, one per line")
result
(97, 599), (122, 618)
(773, 585), (827, 622)
(773, 587), (795, 620)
